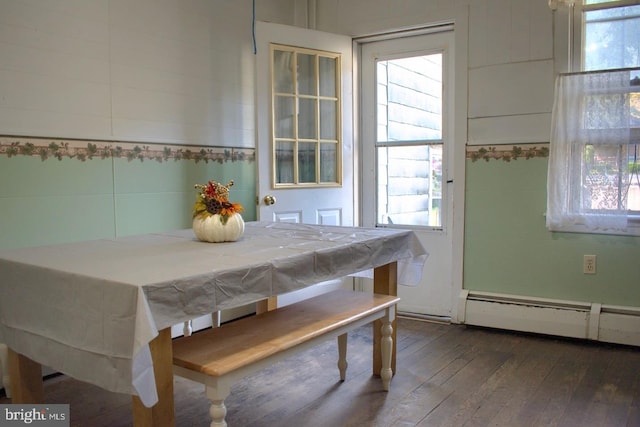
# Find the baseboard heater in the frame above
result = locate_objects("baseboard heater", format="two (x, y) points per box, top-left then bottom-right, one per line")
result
(458, 290), (640, 347)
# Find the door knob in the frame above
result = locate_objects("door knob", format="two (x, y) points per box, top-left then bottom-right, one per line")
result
(263, 195), (276, 206)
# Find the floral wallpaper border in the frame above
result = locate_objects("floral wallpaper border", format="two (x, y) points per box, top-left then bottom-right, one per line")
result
(2, 136), (547, 165)
(0, 135), (255, 163)
(466, 143), (549, 162)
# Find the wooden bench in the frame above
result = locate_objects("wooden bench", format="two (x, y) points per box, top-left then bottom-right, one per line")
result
(172, 289), (400, 427)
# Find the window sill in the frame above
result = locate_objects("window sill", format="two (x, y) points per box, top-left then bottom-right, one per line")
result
(548, 222), (640, 237)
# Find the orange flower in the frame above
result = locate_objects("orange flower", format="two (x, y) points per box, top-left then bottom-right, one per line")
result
(193, 179), (243, 221)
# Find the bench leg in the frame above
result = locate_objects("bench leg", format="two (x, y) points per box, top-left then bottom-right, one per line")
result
(183, 320), (193, 336)
(380, 309), (394, 391)
(337, 333), (348, 381)
(205, 381), (230, 427)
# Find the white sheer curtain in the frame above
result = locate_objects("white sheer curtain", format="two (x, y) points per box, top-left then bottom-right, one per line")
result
(547, 68), (637, 235)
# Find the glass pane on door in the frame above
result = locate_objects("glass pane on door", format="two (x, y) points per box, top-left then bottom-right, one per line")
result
(319, 56), (337, 96)
(297, 53), (316, 95)
(298, 98), (317, 139)
(271, 44), (342, 186)
(376, 52), (444, 228)
(319, 100), (336, 139)
(320, 143), (337, 182)
(274, 96), (294, 138)
(276, 141), (294, 184)
(377, 54), (442, 142)
(273, 50), (294, 93)
(298, 142), (316, 183)
(377, 144), (442, 227)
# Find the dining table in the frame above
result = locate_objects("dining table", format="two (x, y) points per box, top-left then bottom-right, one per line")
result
(0, 221), (427, 426)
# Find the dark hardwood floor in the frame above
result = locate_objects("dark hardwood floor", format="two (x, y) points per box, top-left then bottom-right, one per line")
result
(2, 317), (639, 426)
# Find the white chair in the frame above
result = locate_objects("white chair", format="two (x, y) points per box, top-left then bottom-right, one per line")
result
(182, 311), (221, 337)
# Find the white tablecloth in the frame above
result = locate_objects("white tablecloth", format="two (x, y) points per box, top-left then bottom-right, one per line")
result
(0, 221), (427, 407)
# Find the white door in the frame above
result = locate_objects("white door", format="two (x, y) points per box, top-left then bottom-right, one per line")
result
(360, 31), (456, 319)
(255, 22), (354, 305)
(255, 21), (354, 226)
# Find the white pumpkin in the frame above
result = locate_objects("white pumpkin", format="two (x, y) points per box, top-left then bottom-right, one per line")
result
(192, 213), (245, 243)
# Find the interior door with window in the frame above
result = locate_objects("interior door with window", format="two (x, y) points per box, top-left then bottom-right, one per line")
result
(255, 22), (354, 305)
(255, 21), (354, 226)
(360, 30), (456, 318)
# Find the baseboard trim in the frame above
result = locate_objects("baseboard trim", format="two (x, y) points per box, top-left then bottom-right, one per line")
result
(458, 290), (640, 347)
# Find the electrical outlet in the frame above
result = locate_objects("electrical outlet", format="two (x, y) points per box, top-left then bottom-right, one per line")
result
(584, 255), (596, 274)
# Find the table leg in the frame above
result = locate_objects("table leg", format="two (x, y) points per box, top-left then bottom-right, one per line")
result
(256, 297), (277, 314)
(8, 349), (43, 403)
(132, 328), (175, 427)
(373, 261), (397, 376)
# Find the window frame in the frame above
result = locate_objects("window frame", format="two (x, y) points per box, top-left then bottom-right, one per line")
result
(269, 43), (343, 189)
(551, 0), (640, 235)
(373, 50), (447, 230)
(570, 0), (640, 72)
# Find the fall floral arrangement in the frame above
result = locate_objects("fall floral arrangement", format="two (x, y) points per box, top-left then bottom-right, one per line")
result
(193, 179), (244, 224)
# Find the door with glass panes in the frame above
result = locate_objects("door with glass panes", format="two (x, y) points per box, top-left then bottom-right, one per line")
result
(361, 30), (456, 318)
(255, 21), (355, 306)
(256, 22), (353, 226)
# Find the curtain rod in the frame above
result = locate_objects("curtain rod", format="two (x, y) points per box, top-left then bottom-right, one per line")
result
(559, 66), (640, 76)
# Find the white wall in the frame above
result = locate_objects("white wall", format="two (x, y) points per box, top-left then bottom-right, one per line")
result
(0, 0), (296, 147)
(314, 0), (556, 146)
(1, 0), (555, 147)
(467, 0), (554, 146)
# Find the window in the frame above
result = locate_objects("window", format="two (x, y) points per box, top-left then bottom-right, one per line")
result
(270, 44), (342, 188)
(375, 53), (444, 228)
(547, 0), (640, 235)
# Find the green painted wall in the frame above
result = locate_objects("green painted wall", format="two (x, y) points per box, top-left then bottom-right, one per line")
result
(464, 156), (640, 307)
(0, 148), (256, 250)
(5, 138), (637, 309)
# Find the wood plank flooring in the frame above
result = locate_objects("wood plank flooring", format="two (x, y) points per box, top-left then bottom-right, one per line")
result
(2, 318), (639, 426)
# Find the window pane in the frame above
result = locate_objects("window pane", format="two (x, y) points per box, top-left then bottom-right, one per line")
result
(270, 45), (342, 188)
(298, 98), (317, 139)
(274, 50), (294, 93)
(633, 82), (640, 127)
(297, 53), (316, 95)
(275, 141), (294, 184)
(581, 144), (640, 212)
(583, 84), (633, 131)
(274, 96), (294, 138)
(628, 144), (640, 212)
(319, 56), (336, 97)
(320, 143), (337, 182)
(298, 142), (316, 183)
(377, 53), (442, 142)
(320, 100), (336, 139)
(584, 5), (640, 71)
(582, 5), (640, 215)
(377, 144), (442, 227)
